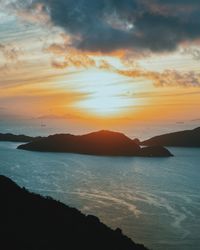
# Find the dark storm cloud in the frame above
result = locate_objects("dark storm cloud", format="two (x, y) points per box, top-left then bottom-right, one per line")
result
(30, 0), (139, 52)
(155, 0), (199, 5)
(132, 12), (200, 52)
(24, 0), (200, 53)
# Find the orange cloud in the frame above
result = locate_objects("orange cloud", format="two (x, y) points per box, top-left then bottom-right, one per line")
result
(44, 38), (200, 88)
(47, 44), (96, 69)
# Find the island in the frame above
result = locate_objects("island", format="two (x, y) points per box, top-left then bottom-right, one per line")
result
(141, 127), (200, 147)
(17, 130), (173, 157)
(138, 146), (173, 157)
(0, 133), (41, 142)
(0, 175), (149, 250)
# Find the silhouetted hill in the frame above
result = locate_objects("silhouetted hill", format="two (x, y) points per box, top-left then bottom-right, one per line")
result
(18, 130), (140, 156)
(142, 127), (200, 147)
(0, 175), (149, 250)
(139, 146), (173, 157)
(0, 133), (41, 142)
(18, 130), (172, 157)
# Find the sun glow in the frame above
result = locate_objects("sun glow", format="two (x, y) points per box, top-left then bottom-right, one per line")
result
(65, 69), (144, 117)
(78, 94), (133, 117)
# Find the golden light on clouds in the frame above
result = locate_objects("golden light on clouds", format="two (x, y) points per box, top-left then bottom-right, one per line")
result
(1, 2), (200, 124)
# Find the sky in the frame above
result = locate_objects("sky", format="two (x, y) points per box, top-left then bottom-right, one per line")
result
(1, 0), (200, 130)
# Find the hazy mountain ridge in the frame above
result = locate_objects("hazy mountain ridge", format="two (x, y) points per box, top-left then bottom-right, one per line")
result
(0, 133), (36, 142)
(142, 127), (200, 147)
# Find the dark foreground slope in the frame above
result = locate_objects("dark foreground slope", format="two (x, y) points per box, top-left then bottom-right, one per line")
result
(142, 127), (200, 147)
(0, 133), (42, 142)
(18, 130), (172, 157)
(0, 175), (149, 250)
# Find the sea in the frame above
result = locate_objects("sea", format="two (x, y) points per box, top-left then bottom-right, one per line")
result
(0, 118), (200, 250)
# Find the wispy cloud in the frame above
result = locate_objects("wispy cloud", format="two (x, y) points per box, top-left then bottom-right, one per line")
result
(118, 69), (200, 88)
(0, 43), (22, 61)
(181, 47), (200, 60)
(45, 43), (200, 88)
(47, 44), (96, 69)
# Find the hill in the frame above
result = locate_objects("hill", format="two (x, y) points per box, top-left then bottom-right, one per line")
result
(142, 127), (200, 147)
(0, 175), (149, 250)
(0, 133), (37, 142)
(18, 130), (172, 157)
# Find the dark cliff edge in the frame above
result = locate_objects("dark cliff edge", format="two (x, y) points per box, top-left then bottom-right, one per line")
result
(17, 130), (173, 157)
(141, 127), (200, 147)
(0, 133), (42, 142)
(0, 175), (149, 250)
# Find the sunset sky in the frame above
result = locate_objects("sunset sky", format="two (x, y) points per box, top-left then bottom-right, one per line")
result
(1, 0), (200, 127)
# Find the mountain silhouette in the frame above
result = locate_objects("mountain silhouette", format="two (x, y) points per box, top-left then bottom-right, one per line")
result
(0, 133), (39, 142)
(0, 175), (149, 250)
(142, 127), (200, 147)
(17, 130), (172, 157)
(0, 133), (42, 142)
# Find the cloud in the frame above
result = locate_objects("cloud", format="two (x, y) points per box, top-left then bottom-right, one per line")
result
(181, 47), (200, 60)
(45, 40), (200, 88)
(155, 0), (199, 5)
(37, 113), (81, 120)
(152, 70), (200, 87)
(0, 43), (21, 61)
(118, 68), (200, 87)
(13, 0), (200, 53)
(190, 118), (200, 122)
(17, 3), (50, 24)
(47, 44), (96, 68)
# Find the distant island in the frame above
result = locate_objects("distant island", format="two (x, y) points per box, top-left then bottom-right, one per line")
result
(17, 130), (173, 157)
(142, 127), (200, 147)
(0, 175), (149, 250)
(0, 133), (37, 142)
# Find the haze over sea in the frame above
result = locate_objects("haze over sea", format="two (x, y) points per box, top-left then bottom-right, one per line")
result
(0, 117), (199, 140)
(0, 120), (200, 250)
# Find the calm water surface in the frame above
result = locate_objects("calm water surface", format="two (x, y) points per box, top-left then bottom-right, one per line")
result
(0, 142), (199, 250)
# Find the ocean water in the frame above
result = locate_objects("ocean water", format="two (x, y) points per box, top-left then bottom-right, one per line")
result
(0, 141), (199, 250)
